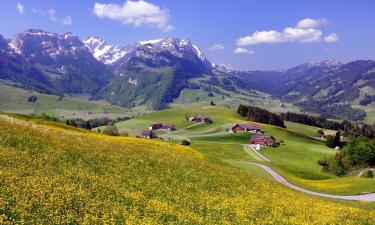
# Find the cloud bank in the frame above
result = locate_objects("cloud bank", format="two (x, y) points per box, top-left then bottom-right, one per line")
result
(93, 0), (173, 31)
(236, 18), (339, 46)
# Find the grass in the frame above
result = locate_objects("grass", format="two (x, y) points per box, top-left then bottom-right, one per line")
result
(1, 114), (375, 223)
(0, 84), (132, 119)
(284, 121), (336, 140)
(190, 132), (252, 144)
(114, 105), (375, 198)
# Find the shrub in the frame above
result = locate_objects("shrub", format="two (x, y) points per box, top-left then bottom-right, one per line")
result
(103, 125), (120, 136)
(317, 158), (329, 167)
(361, 170), (374, 178)
(28, 95), (38, 103)
(180, 139), (191, 146)
(325, 135), (336, 148)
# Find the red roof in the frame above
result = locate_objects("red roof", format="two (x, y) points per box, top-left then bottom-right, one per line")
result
(250, 135), (273, 142)
(234, 123), (261, 130)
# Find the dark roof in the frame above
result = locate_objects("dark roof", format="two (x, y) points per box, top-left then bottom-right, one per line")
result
(234, 123), (261, 130)
(150, 123), (163, 127)
(250, 135), (273, 142)
(142, 130), (154, 136)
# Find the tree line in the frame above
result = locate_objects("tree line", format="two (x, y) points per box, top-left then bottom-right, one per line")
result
(237, 105), (285, 128)
(280, 111), (375, 139)
(65, 116), (131, 130)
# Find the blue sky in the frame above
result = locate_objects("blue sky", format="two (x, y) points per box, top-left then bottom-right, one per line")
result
(1, 0), (375, 70)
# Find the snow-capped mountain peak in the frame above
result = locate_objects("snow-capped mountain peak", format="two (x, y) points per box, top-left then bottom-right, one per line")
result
(83, 36), (129, 65)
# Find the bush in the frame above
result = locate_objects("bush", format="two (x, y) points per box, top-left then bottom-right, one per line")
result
(180, 139), (191, 146)
(103, 125), (120, 136)
(325, 135), (336, 148)
(28, 95), (38, 103)
(317, 158), (329, 167)
(362, 170), (374, 178)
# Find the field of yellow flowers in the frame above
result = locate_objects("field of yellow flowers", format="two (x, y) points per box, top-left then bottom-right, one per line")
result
(0, 115), (374, 224)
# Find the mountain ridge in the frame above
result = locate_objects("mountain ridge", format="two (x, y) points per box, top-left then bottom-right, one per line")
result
(1, 28), (375, 120)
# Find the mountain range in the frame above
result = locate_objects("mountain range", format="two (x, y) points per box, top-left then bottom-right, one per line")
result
(1, 29), (375, 120)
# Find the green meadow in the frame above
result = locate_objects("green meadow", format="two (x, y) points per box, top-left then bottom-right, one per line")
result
(110, 104), (375, 201)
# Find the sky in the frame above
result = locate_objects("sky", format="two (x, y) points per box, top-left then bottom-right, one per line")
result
(1, 0), (375, 70)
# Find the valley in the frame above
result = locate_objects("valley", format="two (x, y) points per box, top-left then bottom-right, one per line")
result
(106, 105), (375, 199)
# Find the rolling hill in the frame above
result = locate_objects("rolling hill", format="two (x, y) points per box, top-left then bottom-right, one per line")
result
(0, 113), (374, 223)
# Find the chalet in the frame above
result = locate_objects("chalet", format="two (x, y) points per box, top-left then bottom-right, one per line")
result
(141, 130), (156, 139)
(250, 135), (274, 146)
(163, 124), (176, 132)
(232, 123), (261, 133)
(203, 117), (213, 124)
(189, 115), (203, 122)
(149, 123), (164, 130)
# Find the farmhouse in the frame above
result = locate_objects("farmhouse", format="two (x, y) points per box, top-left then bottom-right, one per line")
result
(189, 115), (203, 122)
(164, 124), (176, 132)
(232, 123), (261, 133)
(203, 117), (213, 124)
(141, 130), (156, 139)
(149, 123), (164, 130)
(250, 135), (274, 146)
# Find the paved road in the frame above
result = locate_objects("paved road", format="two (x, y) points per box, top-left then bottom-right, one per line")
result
(251, 162), (375, 202)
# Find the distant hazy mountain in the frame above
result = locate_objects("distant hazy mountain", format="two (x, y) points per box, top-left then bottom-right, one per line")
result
(236, 59), (375, 120)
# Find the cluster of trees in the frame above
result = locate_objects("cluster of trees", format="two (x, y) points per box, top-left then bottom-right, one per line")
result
(279, 112), (343, 130)
(318, 136), (375, 176)
(237, 105), (285, 128)
(65, 116), (131, 130)
(325, 132), (341, 148)
(280, 111), (375, 139)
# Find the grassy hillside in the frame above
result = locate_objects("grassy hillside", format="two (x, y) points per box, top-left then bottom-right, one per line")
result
(0, 84), (132, 119)
(0, 115), (374, 223)
(111, 105), (375, 197)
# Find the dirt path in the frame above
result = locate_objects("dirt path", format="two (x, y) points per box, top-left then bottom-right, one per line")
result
(251, 162), (375, 202)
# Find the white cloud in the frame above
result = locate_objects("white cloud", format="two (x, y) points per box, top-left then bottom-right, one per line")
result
(297, 18), (327, 29)
(60, 16), (73, 26)
(234, 47), (254, 54)
(324, 33), (339, 43)
(17, 3), (25, 14)
(236, 18), (338, 46)
(48, 8), (57, 22)
(93, 0), (173, 31)
(209, 44), (224, 51)
(32, 8), (72, 26)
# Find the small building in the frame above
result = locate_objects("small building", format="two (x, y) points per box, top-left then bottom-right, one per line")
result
(250, 135), (274, 146)
(163, 124), (176, 132)
(149, 123), (164, 130)
(141, 130), (156, 139)
(203, 117), (213, 124)
(189, 115), (203, 122)
(232, 123), (261, 133)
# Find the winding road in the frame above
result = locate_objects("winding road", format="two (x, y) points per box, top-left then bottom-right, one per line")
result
(251, 162), (375, 202)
